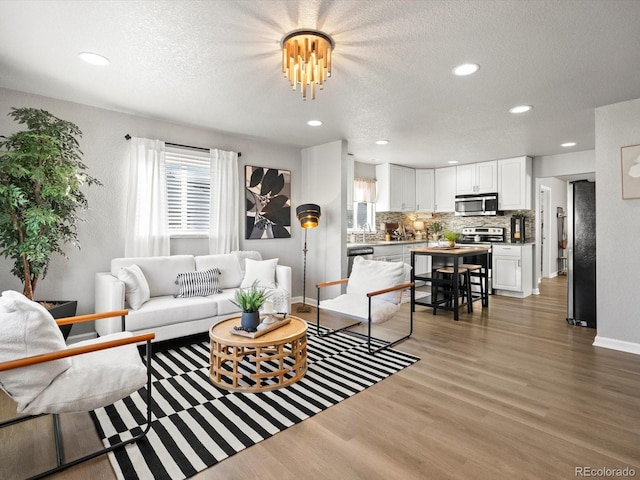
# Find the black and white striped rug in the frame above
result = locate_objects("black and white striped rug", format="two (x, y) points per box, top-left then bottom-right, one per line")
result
(90, 325), (419, 480)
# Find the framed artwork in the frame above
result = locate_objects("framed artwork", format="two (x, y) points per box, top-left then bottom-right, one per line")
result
(245, 165), (291, 239)
(621, 143), (640, 199)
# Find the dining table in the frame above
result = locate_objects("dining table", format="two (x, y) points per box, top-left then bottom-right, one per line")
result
(410, 245), (490, 320)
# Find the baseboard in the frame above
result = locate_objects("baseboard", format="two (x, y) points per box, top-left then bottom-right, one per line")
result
(593, 335), (640, 356)
(67, 331), (98, 345)
(292, 296), (317, 307)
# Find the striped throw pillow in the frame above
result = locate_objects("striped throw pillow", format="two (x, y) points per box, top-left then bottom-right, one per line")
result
(175, 268), (222, 298)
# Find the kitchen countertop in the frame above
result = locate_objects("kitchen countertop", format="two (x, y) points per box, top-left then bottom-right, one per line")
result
(347, 239), (435, 249)
(347, 240), (535, 249)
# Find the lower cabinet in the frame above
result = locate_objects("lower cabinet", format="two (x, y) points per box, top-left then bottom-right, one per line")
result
(403, 243), (431, 278)
(492, 244), (532, 298)
(371, 243), (432, 286)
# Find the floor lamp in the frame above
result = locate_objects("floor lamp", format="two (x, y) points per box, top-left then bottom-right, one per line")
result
(295, 203), (321, 313)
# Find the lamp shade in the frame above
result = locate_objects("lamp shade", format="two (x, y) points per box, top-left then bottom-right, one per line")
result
(296, 204), (321, 229)
(413, 221), (425, 231)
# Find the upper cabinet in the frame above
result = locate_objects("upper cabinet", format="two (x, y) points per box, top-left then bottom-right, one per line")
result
(497, 156), (532, 210)
(456, 160), (497, 195)
(434, 166), (456, 212)
(415, 168), (435, 212)
(376, 163), (416, 212)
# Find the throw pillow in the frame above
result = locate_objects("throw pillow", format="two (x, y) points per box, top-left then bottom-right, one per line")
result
(240, 258), (278, 289)
(0, 290), (72, 412)
(232, 250), (263, 279)
(175, 268), (222, 298)
(118, 264), (151, 310)
(347, 256), (407, 304)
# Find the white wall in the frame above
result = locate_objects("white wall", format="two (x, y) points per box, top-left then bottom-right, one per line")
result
(0, 87), (302, 334)
(593, 97), (640, 354)
(301, 140), (348, 302)
(534, 150), (595, 178)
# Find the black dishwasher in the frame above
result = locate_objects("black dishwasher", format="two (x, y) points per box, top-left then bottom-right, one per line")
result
(347, 246), (374, 276)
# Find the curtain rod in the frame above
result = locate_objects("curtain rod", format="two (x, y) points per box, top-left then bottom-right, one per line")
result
(124, 134), (241, 157)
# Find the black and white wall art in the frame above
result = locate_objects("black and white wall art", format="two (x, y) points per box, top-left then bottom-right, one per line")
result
(245, 165), (291, 239)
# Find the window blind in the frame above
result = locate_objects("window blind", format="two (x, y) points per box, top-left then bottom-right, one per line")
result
(165, 147), (210, 233)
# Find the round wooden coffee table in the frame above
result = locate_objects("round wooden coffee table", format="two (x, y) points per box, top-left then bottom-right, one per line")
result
(209, 316), (307, 392)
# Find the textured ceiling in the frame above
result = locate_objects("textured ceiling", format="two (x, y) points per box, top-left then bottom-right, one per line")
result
(1, 0), (640, 168)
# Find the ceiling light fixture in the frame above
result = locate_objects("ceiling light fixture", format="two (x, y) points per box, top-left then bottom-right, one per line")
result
(453, 63), (480, 76)
(561, 142), (577, 147)
(375, 140), (389, 145)
(307, 120), (323, 126)
(448, 160), (459, 164)
(281, 29), (334, 101)
(78, 52), (110, 66)
(509, 105), (533, 114)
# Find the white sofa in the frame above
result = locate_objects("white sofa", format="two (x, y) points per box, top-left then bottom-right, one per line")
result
(94, 251), (291, 342)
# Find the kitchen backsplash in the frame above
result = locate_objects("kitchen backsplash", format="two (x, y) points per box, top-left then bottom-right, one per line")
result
(369, 210), (536, 242)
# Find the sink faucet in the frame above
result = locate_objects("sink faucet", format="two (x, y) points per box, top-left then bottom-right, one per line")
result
(361, 223), (371, 243)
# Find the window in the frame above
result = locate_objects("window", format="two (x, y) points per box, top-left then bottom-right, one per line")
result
(165, 147), (210, 234)
(347, 202), (376, 232)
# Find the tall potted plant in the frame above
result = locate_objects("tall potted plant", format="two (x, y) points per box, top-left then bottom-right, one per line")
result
(0, 107), (101, 333)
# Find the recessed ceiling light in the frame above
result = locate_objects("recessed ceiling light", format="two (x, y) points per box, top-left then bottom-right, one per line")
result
(453, 63), (480, 76)
(78, 52), (110, 66)
(307, 120), (323, 127)
(375, 140), (389, 145)
(561, 142), (577, 147)
(509, 105), (533, 114)
(448, 160), (459, 164)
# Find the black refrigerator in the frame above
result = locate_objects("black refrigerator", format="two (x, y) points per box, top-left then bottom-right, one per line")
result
(567, 180), (596, 328)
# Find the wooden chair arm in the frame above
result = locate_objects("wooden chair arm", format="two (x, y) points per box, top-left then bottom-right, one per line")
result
(367, 282), (415, 298)
(56, 309), (129, 326)
(0, 332), (155, 372)
(317, 278), (349, 289)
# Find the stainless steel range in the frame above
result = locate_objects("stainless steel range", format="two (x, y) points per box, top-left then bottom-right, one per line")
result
(458, 227), (506, 244)
(457, 227), (505, 294)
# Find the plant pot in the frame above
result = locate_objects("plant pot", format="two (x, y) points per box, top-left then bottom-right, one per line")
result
(241, 311), (261, 332)
(41, 300), (77, 340)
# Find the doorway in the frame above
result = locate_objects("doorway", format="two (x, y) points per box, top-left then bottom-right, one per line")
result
(539, 186), (552, 280)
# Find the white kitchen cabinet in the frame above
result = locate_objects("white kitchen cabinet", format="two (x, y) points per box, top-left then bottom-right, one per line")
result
(434, 166), (456, 212)
(376, 163), (416, 212)
(372, 244), (404, 263)
(456, 161), (497, 195)
(492, 244), (532, 297)
(403, 243), (431, 280)
(415, 169), (435, 212)
(497, 156), (532, 210)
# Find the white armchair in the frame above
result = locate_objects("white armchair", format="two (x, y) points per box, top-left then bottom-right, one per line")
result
(0, 290), (154, 479)
(315, 256), (414, 353)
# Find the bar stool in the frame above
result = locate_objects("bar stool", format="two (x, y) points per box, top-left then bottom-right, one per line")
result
(459, 263), (486, 306)
(432, 266), (473, 314)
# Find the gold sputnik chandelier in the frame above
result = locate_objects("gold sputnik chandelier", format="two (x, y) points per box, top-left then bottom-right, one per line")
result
(281, 29), (334, 100)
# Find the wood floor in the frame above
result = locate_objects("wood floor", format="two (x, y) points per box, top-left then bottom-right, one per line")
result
(2, 276), (640, 479)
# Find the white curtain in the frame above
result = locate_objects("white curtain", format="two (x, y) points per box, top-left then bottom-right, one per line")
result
(209, 148), (239, 254)
(353, 177), (377, 203)
(124, 137), (170, 257)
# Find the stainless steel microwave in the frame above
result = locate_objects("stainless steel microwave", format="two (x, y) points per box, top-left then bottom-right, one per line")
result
(454, 193), (499, 216)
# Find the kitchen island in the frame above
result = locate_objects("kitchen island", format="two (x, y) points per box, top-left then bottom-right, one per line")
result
(410, 246), (490, 320)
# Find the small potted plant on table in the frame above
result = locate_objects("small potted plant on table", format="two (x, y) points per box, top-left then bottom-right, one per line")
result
(443, 231), (459, 248)
(232, 281), (270, 332)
